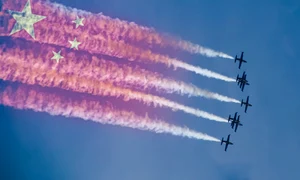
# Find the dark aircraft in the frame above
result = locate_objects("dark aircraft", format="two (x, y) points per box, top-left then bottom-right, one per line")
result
(221, 134), (233, 151)
(236, 71), (250, 91)
(241, 96), (252, 113)
(231, 118), (243, 132)
(236, 71), (246, 82)
(228, 112), (242, 132)
(228, 112), (239, 122)
(239, 80), (249, 92)
(235, 52), (247, 69)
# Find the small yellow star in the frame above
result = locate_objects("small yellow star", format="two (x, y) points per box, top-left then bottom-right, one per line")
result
(72, 16), (84, 28)
(51, 50), (64, 63)
(69, 38), (81, 50)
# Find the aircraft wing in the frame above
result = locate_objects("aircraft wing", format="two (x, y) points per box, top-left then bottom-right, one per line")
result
(234, 112), (237, 119)
(241, 82), (245, 91)
(245, 105), (248, 113)
(225, 143), (228, 151)
(234, 123), (238, 132)
(238, 61), (242, 69)
(239, 81), (245, 89)
(242, 72), (246, 78)
(231, 121), (235, 128)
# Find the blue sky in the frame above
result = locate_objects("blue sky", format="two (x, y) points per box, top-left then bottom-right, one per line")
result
(1, 0), (300, 179)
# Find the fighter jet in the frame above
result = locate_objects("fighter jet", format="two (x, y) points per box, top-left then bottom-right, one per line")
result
(228, 112), (239, 122)
(236, 71), (246, 84)
(235, 52), (247, 69)
(221, 134), (233, 151)
(230, 118), (243, 132)
(236, 71), (250, 91)
(241, 96), (252, 113)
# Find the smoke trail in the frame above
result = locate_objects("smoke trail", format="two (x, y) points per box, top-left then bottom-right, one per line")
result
(0, 61), (228, 123)
(0, 83), (220, 142)
(1, 1), (235, 81)
(0, 38), (239, 103)
(42, 0), (234, 59)
(175, 41), (234, 59)
(170, 59), (235, 82)
(7, 0), (233, 59)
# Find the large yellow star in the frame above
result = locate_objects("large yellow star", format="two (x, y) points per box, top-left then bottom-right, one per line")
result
(8, 0), (46, 39)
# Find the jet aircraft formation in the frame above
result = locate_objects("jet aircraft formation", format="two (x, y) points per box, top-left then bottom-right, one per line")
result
(221, 52), (252, 151)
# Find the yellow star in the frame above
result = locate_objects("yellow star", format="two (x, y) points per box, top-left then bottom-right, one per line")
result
(8, 0), (46, 39)
(69, 38), (81, 50)
(72, 16), (84, 29)
(51, 50), (64, 63)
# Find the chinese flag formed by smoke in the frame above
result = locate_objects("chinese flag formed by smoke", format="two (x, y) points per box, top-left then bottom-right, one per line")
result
(0, 0), (230, 141)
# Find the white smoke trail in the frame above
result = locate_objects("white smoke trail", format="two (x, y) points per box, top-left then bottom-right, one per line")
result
(154, 80), (239, 103)
(176, 41), (234, 59)
(172, 59), (236, 82)
(0, 84), (221, 142)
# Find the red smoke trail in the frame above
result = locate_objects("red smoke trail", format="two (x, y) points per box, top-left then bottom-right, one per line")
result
(0, 38), (240, 103)
(0, 83), (221, 142)
(0, 38), (168, 93)
(0, 60), (228, 122)
(3, 0), (233, 59)
(1, 0), (235, 81)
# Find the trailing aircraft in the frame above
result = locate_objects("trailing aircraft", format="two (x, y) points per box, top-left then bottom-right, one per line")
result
(230, 118), (243, 132)
(236, 71), (250, 91)
(228, 112), (239, 122)
(241, 96), (252, 113)
(221, 134), (233, 151)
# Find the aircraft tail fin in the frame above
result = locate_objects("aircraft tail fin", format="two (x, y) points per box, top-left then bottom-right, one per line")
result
(241, 100), (244, 106)
(221, 138), (224, 145)
(234, 55), (237, 62)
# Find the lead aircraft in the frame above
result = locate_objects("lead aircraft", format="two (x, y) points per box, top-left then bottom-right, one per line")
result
(235, 52), (247, 69)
